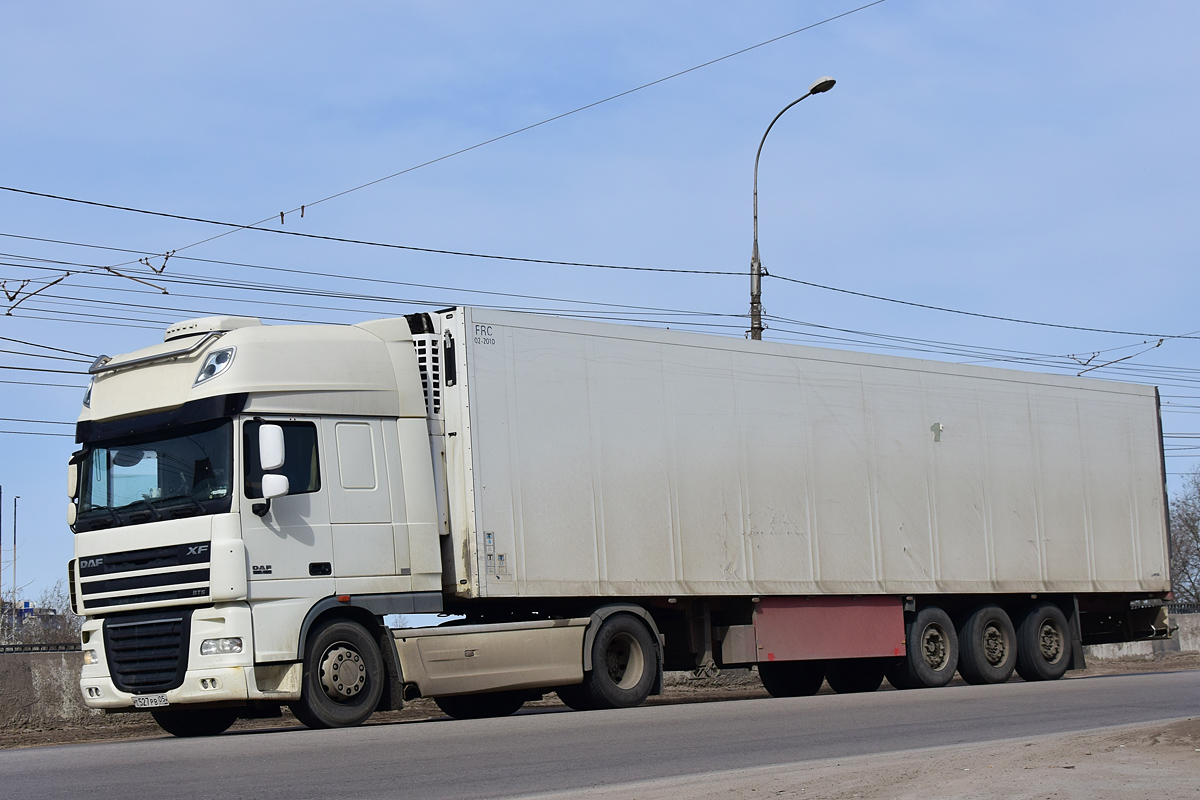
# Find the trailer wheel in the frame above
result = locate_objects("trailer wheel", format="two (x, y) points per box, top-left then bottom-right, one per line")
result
(886, 607), (959, 689)
(1015, 603), (1071, 682)
(435, 691), (526, 720)
(290, 619), (384, 729)
(150, 707), (238, 737)
(564, 613), (657, 710)
(825, 658), (886, 694)
(957, 605), (1017, 685)
(757, 660), (825, 698)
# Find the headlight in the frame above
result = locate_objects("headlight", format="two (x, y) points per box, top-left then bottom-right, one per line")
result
(200, 637), (243, 656)
(83, 650), (100, 665)
(194, 347), (236, 386)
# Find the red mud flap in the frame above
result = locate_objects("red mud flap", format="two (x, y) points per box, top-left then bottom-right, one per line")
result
(752, 596), (906, 662)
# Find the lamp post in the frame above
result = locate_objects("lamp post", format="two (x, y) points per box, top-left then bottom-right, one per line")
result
(749, 76), (836, 340)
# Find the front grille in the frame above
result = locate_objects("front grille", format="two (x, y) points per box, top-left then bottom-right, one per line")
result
(103, 609), (193, 694)
(78, 542), (211, 612)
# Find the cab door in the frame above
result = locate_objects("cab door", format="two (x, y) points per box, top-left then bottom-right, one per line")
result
(240, 418), (333, 584)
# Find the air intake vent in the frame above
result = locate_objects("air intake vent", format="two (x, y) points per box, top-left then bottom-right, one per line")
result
(103, 609), (193, 694)
(412, 333), (442, 417)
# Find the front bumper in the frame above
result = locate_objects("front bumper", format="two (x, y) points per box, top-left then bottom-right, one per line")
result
(79, 602), (302, 710)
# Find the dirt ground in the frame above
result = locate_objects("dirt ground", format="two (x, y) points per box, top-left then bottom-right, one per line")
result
(2, 651), (1198, 752)
(516, 716), (1200, 800)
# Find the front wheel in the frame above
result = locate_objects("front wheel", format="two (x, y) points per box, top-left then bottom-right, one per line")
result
(290, 619), (384, 729)
(151, 707), (238, 737)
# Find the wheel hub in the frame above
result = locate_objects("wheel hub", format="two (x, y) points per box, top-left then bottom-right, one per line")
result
(605, 632), (645, 690)
(920, 624), (949, 671)
(319, 644), (366, 701)
(1039, 621), (1064, 664)
(983, 624), (1008, 666)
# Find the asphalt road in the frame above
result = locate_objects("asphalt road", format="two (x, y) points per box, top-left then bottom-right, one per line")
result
(4, 670), (1199, 800)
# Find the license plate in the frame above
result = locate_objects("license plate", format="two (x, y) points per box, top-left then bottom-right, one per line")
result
(133, 694), (169, 709)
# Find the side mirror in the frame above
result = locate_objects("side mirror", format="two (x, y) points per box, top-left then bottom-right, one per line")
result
(67, 501), (77, 527)
(259, 424), (286, 471)
(262, 473), (290, 500)
(67, 462), (79, 499)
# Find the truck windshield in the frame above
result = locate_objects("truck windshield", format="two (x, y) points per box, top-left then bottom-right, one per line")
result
(73, 419), (233, 532)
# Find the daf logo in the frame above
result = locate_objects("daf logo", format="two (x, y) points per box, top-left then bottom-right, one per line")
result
(187, 545), (209, 556)
(80, 557), (103, 569)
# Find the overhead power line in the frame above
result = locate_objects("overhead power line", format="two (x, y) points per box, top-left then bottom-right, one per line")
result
(0, 187), (740, 276)
(768, 273), (1200, 340)
(114, 1), (890, 258)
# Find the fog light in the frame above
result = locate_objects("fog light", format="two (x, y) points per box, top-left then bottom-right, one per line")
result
(199, 677), (221, 690)
(83, 649), (100, 665)
(85, 686), (102, 698)
(200, 637), (243, 656)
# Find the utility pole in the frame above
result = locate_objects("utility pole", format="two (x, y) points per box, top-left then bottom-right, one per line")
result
(11, 495), (17, 634)
(748, 77), (836, 340)
(0, 484), (3, 631)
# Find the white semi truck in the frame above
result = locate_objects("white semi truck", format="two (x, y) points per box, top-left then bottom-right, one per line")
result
(68, 308), (1173, 736)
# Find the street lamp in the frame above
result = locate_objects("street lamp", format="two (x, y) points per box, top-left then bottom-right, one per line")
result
(749, 76), (836, 340)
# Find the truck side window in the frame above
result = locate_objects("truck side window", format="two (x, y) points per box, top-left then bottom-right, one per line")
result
(243, 420), (321, 499)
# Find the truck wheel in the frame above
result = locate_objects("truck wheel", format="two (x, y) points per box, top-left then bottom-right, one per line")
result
(150, 707), (238, 737)
(757, 660), (825, 697)
(956, 605), (1017, 685)
(566, 613), (658, 710)
(825, 658), (886, 694)
(290, 619), (384, 729)
(1015, 603), (1071, 682)
(885, 607), (959, 689)
(435, 691), (526, 720)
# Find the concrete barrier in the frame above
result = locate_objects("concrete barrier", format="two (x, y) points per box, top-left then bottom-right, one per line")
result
(0, 652), (102, 730)
(1085, 613), (1200, 660)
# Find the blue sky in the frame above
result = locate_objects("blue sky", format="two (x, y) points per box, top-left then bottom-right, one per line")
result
(2, 1), (1197, 598)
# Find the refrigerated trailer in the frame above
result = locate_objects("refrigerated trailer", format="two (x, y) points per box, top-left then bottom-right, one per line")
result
(68, 308), (1174, 735)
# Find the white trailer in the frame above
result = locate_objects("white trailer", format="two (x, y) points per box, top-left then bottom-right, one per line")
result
(68, 308), (1172, 735)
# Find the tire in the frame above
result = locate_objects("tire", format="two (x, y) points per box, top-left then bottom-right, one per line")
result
(757, 660), (825, 698)
(825, 658), (886, 694)
(565, 613), (658, 711)
(150, 707), (238, 737)
(290, 618), (385, 729)
(1015, 603), (1071, 682)
(435, 691), (526, 720)
(886, 607), (959, 690)
(555, 683), (597, 711)
(956, 605), (1017, 685)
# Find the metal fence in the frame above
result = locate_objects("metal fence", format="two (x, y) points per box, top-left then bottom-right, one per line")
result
(0, 643), (81, 654)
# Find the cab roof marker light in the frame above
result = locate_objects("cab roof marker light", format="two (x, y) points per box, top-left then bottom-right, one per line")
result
(194, 347), (236, 387)
(82, 376), (94, 408)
